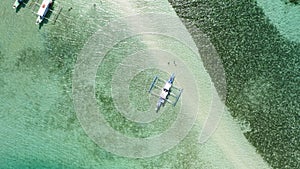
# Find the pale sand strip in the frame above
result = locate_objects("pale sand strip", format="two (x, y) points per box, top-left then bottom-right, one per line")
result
(103, 0), (271, 168)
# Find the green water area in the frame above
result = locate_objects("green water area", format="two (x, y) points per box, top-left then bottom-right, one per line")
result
(0, 0), (298, 168)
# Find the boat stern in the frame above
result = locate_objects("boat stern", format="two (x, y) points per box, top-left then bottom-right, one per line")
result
(36, 16), (43, 24)
(13, 1), (20, 9)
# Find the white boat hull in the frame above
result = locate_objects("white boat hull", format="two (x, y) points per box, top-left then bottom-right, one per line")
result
(35, 0), (52, 24)
(13, 0), (21, 9)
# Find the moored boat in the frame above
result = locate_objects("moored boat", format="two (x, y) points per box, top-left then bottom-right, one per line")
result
(36, 0), (52, 24)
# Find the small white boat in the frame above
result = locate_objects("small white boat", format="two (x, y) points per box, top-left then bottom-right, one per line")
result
(13, 0), (23, 9)
(36, 0), (53, 24)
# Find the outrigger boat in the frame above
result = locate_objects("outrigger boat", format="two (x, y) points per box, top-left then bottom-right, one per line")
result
(35, 0), (52, 24)
(13, 0), (23, 9)
(148, 73), (183, 112)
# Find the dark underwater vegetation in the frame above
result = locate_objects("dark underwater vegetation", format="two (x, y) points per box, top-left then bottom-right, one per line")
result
(168, 0), (299, 168)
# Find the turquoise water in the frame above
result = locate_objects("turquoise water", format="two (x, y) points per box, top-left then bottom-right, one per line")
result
(257, 0), (300, 42)
(0, 0), (298, 169)
(0, 0), (128, 168)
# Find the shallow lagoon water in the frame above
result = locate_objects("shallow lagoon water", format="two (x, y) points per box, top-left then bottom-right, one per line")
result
(0, 0), (298, 168)
(256, 0), (300, 42)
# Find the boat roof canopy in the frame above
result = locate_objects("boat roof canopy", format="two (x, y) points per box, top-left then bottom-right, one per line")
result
(37, 0), (52, 16)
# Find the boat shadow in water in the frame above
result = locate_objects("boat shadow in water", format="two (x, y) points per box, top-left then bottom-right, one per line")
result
(15, 0), (29, 13)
